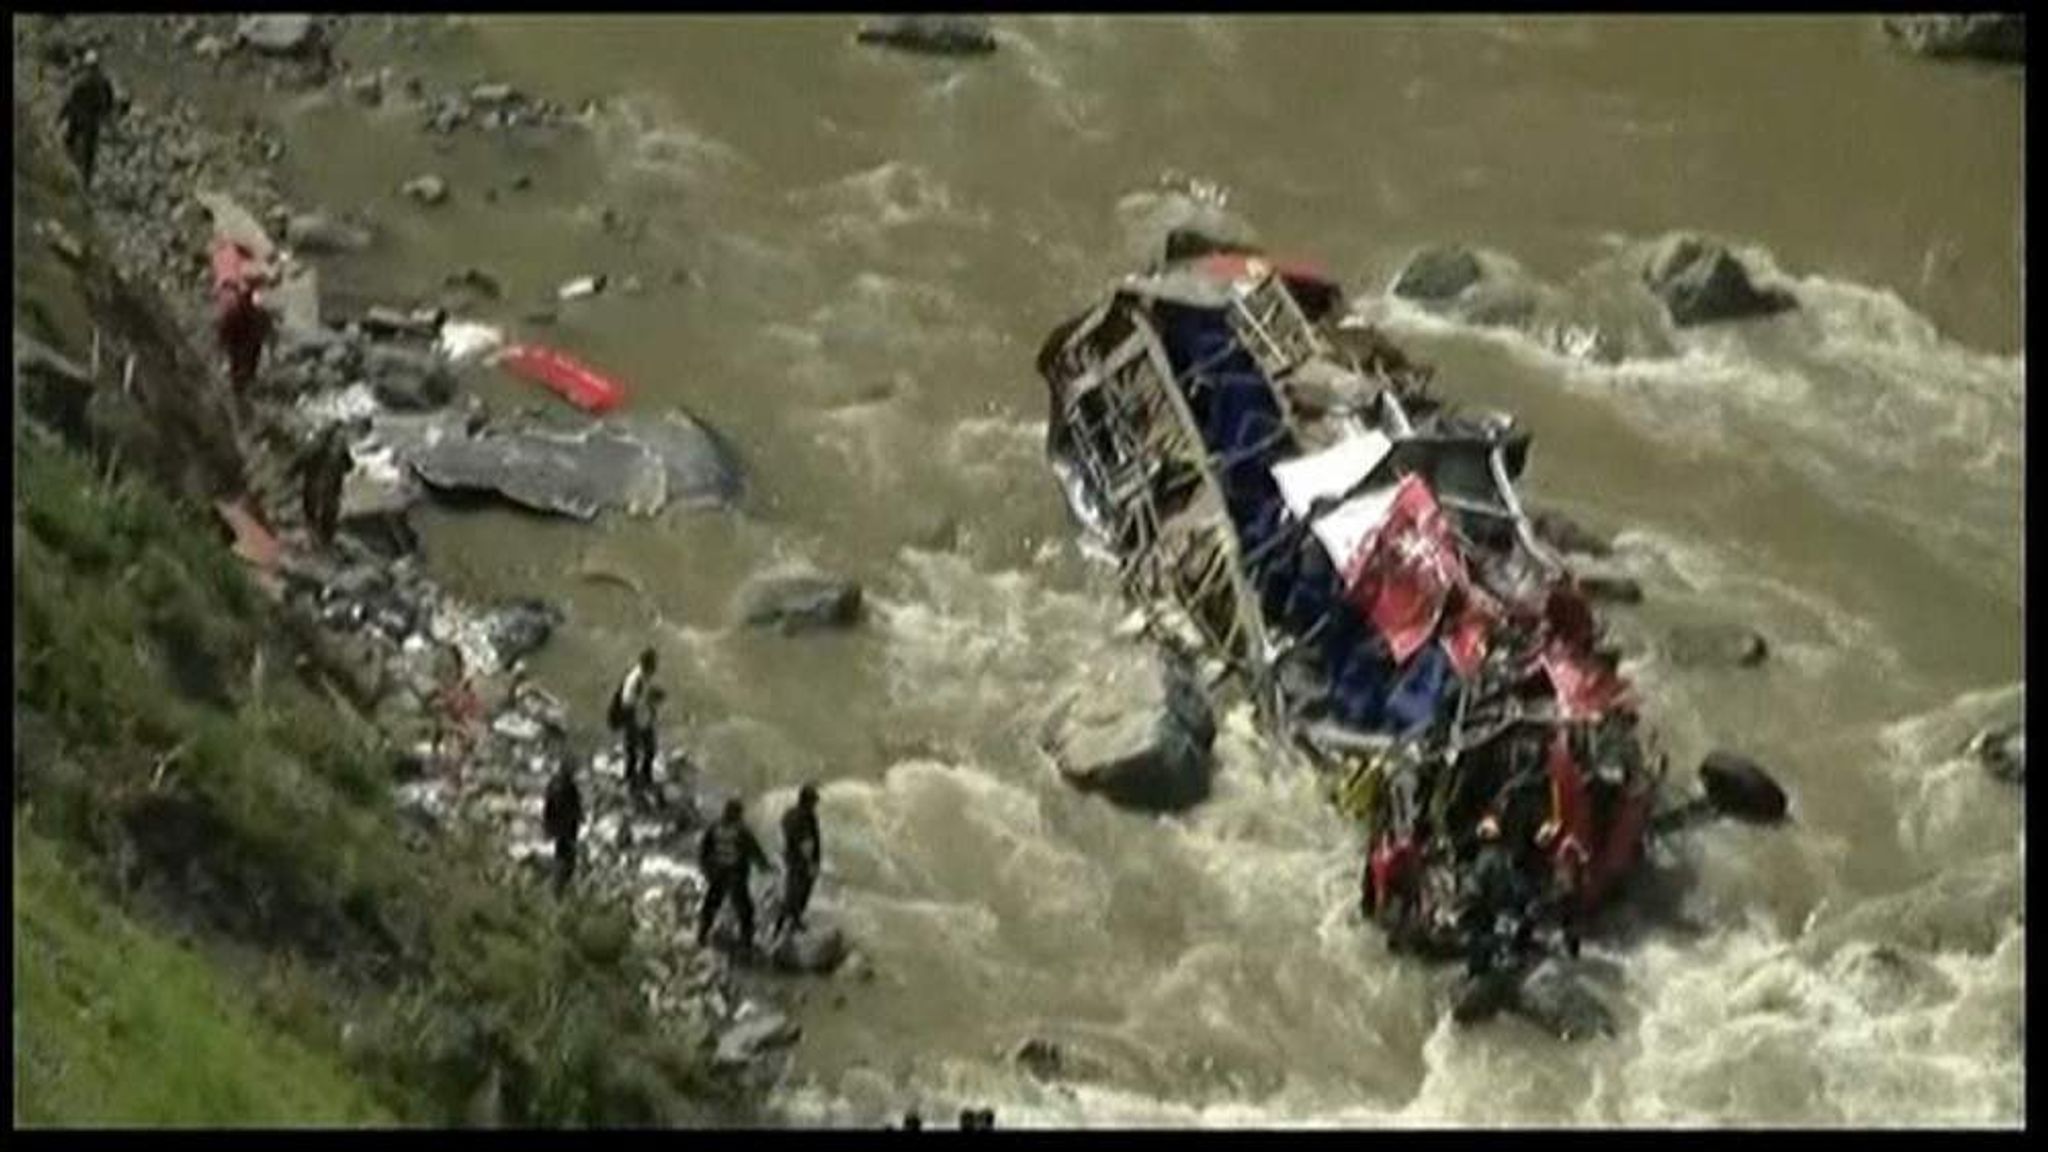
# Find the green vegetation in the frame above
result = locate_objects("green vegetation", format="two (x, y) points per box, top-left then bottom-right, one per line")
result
(13, 421), (734, 1127)
(14, 826), (391, 1126)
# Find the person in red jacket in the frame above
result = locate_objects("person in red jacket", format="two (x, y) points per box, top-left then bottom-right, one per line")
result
(210, 238), (275, 398)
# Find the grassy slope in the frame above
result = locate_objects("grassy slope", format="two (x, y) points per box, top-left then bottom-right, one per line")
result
(14, 827), (390, 1126)
(12, 80), (735, 1127)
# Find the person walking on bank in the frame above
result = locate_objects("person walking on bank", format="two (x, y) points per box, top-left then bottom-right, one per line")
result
(774, 784), (823, 938)
(609, 647), (662, 802)
(542, 755), (584, 897)
(697, 798), (772, 953)
(287, 422), (352, 548)
(58, 50), (116, 190)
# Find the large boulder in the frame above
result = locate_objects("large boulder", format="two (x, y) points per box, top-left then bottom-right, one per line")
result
(734, 572), (864, 633)
(854, 15), (998, 56)
(713, 1009), (801, 1066)
(1040, 646), (1216, 812)
(408, 424), (670, 521)
(482, 599), (563, 668)
(1966, 722), (2024, 785)
(361, 343), (455, 411)
(1391, 245), (1485, 303)
(236, 15), (321, 57)
(1883, 14), (2025, 63)
(1512, 958), (1618, 1040)
(614, 412), (743, 510)
(1662, 622), (1769, 669)
(768, 924), (848, 974)
(284, 212), (372, 255)
(1641, 234), (1796, 327)
(1698, 749), (1789, 824)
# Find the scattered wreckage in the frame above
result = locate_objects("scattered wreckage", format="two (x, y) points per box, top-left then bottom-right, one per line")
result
(1034, 231), (1791, 1033)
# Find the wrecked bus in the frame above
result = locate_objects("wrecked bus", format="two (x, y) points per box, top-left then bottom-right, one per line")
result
(1034, 234), (1787, 1023)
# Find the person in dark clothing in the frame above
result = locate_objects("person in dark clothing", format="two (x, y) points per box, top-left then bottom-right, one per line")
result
(611, 647), (661, 801)
(542, 757), (584, 897)
(1461, 813), (1533, 978)
(211, 241), (275, 398)
(58, 51), (115, 190)
(774, 783), (822, 937)
(287, 423), (351, 547)
(697, 798), (772, 951)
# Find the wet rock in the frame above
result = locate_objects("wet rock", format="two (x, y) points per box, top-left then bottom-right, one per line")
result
(1966, 722), (2024, 785)
(400, 174), (449, 207)
(443, 267), (503, 300)
(1012, 1037), (1063, 1080)
(557, 274), (607, 301)
(1529, 509), (1613, 558)
(236, 15), (320, 57)
(1641, 234), (1795, 327)
(482, 598), (563, 667)
(343, 71), (385, 106)
(1390, 243), (1544, 328)
(1577, 574), (1644, 606)
(1698, 749), (1790, 824)
(362, 343), (455, 411)
(734, 572), (864, 633)
(1512, 958), (1616, 1041)
(768, 924), (849, 974)
(714, 1007), (801, 1065)
(284, 212), (372, 254)
(1883, 14), (2024, 63)
(1391, 245), (1484, 302)
(1662, 622), (1768, 669)
(408, 424), (670, 521)
(1040, 646), (1216, 812)
(854, 15), (998, 56)
(469, 81), (518, 107)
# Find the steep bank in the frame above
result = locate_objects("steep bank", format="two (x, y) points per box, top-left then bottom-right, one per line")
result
(12, 15), (771, 1127)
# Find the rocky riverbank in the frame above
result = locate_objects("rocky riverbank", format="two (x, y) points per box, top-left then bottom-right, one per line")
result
(15, 11), (828, 1108)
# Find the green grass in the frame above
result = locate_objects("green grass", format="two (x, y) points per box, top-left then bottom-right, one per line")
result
(13, 408), (736, 1126)
(13, 827), (392, 1127)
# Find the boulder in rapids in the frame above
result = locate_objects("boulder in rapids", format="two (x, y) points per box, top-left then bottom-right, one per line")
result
(1698, 749), (1790, 824)
(235, 15), (321, 57)
(854, 15), (998, 56)
(1040, 646), (1217, 812)
(1390, 244), (1546, 329)
(407, 424), (670, 521)
(733, 571), (865, 633)
(1641, 234), (1796, 327)
(1882, 14), (2025, 63)
(614, 411), (744, 510)
(714, 1009), (801, 1066)
(1965, 722), (2024, 785)
(1512, 957), (1618, 1040)
(768, 924), (849, 974)
(284, 212), (372, 254)
(1662, 622), (1770, 669)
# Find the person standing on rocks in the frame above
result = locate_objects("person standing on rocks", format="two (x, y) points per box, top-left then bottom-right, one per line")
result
(210, 238), (275, 401)
(697, 798), (772, 953)
(773, 783), (823, 938)
(58, 50), (116, 191)
(287, 422), (352, 548)
(610, 647), (662, 803)
(542, 754), (585, 896)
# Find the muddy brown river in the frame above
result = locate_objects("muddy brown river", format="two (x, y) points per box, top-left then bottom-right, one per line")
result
(166, 15), (2030, 1125)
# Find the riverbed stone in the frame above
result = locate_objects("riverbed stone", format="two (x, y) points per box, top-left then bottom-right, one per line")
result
(1642, 234), (1796, 327)
(1513, 958), (1617, 1040)
(854, 15), (998, 56)
(768, 924), (849, 974)
(734, 572), (864, 633)
(401, 174), (450, 206)
(284, 211), (372, 254)
(1040, 645), (1216, 812)
(1663, 622), (1769, 669)
(1883, 14), (2025, 63)
(236, 15), (320, 57)
(1392, 245), (1485, 302)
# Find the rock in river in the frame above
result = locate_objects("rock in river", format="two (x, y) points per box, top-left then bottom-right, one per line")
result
(1662, 622), (1769, 669)
(1883, 14), (2024, 63)
(236, 15), (321, 57)
(1966, 722), (2024, 785)
(855, 15), (998, 56)
(1641, 234), (1796, 327)
(401, 174), (450, 207)
(284, 212), (372, 255)
(734, 572), (864, 633)
(408, 424), (670, 521)
(768, 924), (849, 974)
(714, 1009), (801, 1066)
(1040, 645), (1216, 812)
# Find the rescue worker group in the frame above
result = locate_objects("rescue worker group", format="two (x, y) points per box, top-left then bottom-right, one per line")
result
(48, 51), (827, 965)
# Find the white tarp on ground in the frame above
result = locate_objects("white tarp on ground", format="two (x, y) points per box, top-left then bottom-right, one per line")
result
(1269, 430), (1399, 571)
